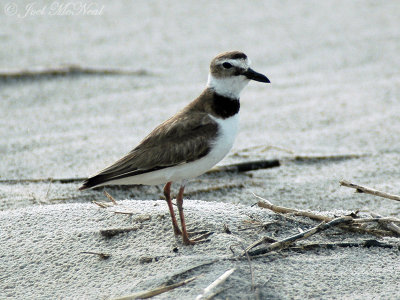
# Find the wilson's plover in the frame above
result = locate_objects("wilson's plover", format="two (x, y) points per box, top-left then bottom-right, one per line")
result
(80, 51), (270, 245)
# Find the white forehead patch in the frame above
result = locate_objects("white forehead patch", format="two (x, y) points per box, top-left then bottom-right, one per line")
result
(218, 58), (251, 69)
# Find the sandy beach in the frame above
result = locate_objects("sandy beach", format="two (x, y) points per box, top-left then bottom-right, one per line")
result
(1, 1), (399, 299)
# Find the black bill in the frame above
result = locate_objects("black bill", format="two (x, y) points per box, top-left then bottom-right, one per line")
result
(243, 68), (270, 83)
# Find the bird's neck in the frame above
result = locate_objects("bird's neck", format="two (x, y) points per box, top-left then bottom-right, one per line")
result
(206, 73), (249, 100)
(210, 91), (240, 119)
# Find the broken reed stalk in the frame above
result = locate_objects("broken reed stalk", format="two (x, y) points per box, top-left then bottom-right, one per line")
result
(0, 65), (151, 81)
(351, 217), (400, 224)
(81, 251), (111, 260)
(243, 248), (256, 292)
(92, 201), (113, 208)
(195, 268), (236, 300)
(289, 240), (396, 250)
(340, 180), (400, 202)
(246, 216), (353, 257)
(292, 153), (366, 163)
(111, 211), (134, 215)
(371, 213), (400, 235)
(164, 260), (218, 286)
(254, 193), (331, 222)
(255, 194), (398, 236)
(100, 226), (141, 238)
(114, 276), (197, 300)
(104, 190), (117, 205)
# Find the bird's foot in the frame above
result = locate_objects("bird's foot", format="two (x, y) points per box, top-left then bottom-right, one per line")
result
(188, 230), (212, 238)
(182, 230), (213, 245)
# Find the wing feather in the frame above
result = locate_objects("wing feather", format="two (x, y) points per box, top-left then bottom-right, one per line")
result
(79, 112), (218, 189)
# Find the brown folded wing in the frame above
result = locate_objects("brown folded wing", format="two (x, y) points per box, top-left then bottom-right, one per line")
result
(79, 112), (218, 189)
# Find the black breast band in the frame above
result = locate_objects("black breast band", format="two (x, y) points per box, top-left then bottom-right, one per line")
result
(212, 92), (240, 119)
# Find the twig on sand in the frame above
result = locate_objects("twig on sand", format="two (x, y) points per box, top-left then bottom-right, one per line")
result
(230, 241), (256, 292)
(80, 251), (111, 260)
(288, 240), (396, 251)
(0, 177), (84, 184)
(92, 201), (113, 208)
(114, 276), (198, 300)
(164, 260), (218, 286)
(246, 216), (353, 257)
(340, 180), (400, 202)
(292, 153), (366, 163)
(371, 213), (400, 235)
(111, 211), (134, 215)
(104, 190), (118, 205)
(255, 194), (397, 236)
(0, 65), (152, 81)
(244, 248), (255, 292)
(254, 193), (331, 222)
(351, 217), (400, 224)
(92, 191), (118, 208)
(195, 268), (236, 300)
(244, 237), (278, 253)
(100, 226), (142, 238)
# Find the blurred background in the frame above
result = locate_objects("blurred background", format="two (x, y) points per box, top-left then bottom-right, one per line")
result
(1, 1), (400, 214)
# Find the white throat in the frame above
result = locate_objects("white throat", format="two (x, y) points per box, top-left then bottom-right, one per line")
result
(207, 73), (250, 99)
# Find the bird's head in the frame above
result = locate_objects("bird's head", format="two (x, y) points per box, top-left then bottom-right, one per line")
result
(207, 51), (270, 99)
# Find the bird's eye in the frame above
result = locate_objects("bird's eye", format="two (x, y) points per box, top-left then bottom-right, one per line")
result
(222, 62), (232, 69)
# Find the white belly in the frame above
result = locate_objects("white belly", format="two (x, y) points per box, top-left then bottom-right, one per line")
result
(104, 114), (239, 186)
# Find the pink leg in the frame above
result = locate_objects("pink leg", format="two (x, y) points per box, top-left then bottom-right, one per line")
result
(176, 185), (195, 245)
(163, 182), (182, 235)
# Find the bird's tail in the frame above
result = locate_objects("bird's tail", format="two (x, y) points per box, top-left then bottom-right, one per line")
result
(78, 174), (109, 190)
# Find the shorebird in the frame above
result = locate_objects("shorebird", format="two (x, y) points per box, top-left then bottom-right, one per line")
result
(79, 51), (270, 245)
